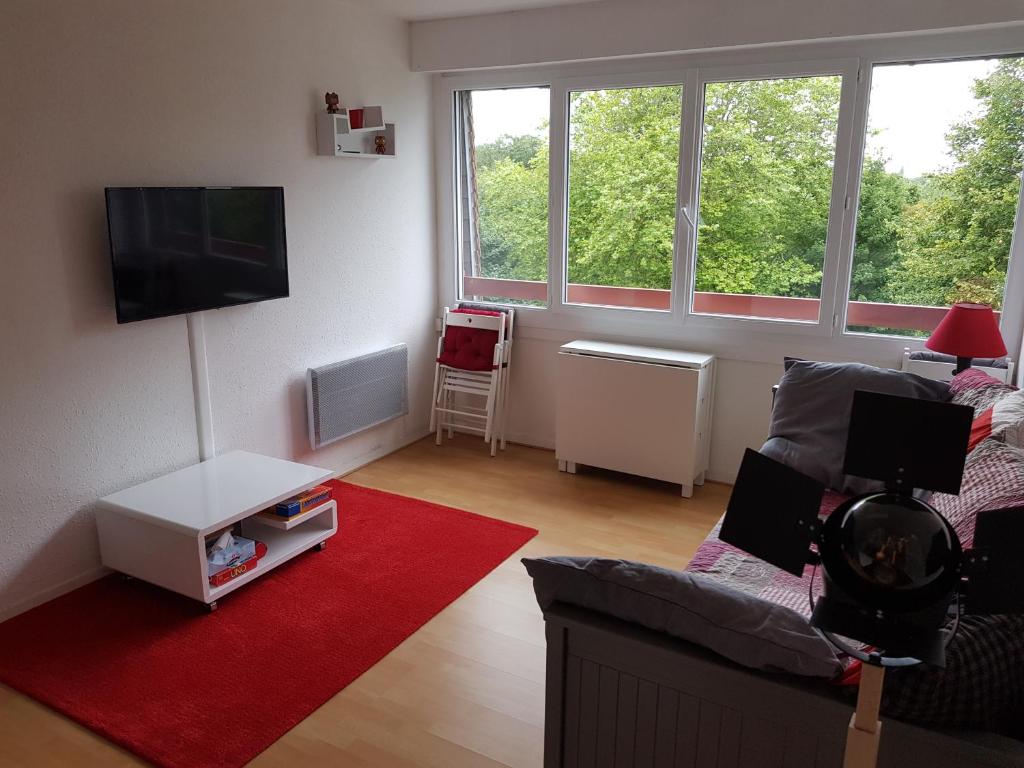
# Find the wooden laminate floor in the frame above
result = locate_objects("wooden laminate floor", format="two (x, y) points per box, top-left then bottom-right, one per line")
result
(0, 436), (729, 767)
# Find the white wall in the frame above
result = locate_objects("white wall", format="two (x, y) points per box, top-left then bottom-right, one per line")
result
(410, 0), (1024, 71)
(0, 0), (435, 620)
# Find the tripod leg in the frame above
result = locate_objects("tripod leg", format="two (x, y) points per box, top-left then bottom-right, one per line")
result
(843, 663), (884, 768)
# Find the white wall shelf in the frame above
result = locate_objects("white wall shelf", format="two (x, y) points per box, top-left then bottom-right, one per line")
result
(316, 107), (396, 158)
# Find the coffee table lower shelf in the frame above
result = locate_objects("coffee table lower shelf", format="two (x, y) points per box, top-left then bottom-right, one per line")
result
(214, 501), (337, 603)
(97, 500), (338, 611)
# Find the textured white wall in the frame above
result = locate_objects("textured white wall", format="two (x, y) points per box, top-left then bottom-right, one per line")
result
(411, 0), (1024, 71)
(0, 0), (435, 619)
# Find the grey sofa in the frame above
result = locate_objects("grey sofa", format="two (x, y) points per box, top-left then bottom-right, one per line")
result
(541, 601), (1024, 768)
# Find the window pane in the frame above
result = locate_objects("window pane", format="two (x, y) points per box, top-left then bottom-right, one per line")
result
(456, 87), (549, 306)
(565, 85), (682, 310)
(847, 57), (1024, 336)
(693, 75), (842, 322)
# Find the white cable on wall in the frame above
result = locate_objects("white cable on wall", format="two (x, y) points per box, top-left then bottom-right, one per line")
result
(186, 312), (215, 461)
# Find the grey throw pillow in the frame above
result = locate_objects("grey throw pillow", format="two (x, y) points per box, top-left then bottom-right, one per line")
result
(522, 556), (842, 679)
(761, 360), (951, 494)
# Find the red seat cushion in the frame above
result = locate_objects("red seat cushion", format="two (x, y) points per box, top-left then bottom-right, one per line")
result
(437, 325), (498, 372)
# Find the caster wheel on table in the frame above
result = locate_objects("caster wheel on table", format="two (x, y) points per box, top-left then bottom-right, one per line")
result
(206, 601), (218, 613)
(120, 573), (135, 582)
(316, 541), (328, 552)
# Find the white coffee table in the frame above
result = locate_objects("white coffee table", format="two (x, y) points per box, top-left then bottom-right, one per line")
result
(96, 451), (336, 610)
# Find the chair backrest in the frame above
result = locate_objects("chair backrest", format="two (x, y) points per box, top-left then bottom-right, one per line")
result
(447, 307), (506, 334)
(457, 302), (515, 342)
(437, 307), (506, 372)
(900, 347), (1015, 384)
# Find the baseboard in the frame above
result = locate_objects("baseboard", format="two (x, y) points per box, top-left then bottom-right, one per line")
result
(336, 429), (432, 479)
(504, 430), (733, 485)
(501, 434), (552, 450)
(0, 565), (109, 624)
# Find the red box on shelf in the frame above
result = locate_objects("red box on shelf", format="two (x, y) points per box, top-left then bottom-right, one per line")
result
(209, 541), (267, 587)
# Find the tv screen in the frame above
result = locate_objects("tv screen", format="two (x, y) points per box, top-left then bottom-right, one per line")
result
(105, 187), (288, 323)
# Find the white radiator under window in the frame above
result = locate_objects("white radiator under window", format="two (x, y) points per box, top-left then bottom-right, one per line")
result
(555, 340), (715, 497)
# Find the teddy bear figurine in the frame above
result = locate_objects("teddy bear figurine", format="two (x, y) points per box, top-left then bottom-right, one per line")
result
(374, 135), (387, 155)
(325, 92), (340, 114)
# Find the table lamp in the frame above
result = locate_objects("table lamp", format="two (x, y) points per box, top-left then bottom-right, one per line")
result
(925, 302), (1006, 374)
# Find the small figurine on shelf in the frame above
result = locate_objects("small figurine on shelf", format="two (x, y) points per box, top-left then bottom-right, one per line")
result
(374, 135), (387, 155)
(325, 92), (340, 114)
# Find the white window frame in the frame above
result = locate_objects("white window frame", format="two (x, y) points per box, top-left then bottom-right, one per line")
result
(837, 53), (1024, 342)
(681, 58), (860, 338)
(444, 76), (555, 311)
(555, 71), (691, 324)
(434, 26), (1024, 366)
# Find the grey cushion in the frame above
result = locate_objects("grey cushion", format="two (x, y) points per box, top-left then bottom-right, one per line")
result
(522, 556), (842, 679)
(761, 361), (951, 494)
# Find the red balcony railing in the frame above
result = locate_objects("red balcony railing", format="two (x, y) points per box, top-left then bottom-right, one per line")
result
(461, 276), (975, 333)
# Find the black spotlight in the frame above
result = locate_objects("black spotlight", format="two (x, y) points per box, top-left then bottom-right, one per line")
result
(723, 390), (978, 666)
(813, 490), (963, 666)
(814, 390), (972, 667)
(721, 389), (1024, 767)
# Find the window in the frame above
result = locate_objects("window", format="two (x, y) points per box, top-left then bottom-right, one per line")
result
(455, 87), (550, 306)
(692, 75), (843, 322)
(445, 39), (1024, 347)
(565, 85), (682, 310)
(847, 57), (1024, 335)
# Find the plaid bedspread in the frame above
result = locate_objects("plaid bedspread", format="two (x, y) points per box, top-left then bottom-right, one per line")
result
(684, 477), (1024, 736)
(685, 490), (848, 618)
(883, 613), (1024, 736)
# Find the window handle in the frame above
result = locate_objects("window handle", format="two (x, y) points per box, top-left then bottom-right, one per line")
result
(680, 205), (698, 231)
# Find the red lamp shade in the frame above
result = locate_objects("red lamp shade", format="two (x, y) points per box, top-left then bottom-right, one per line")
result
(926, 303), (1007, 359)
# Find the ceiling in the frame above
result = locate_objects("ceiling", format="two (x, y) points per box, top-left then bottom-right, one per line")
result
(354, 0), (601, 21)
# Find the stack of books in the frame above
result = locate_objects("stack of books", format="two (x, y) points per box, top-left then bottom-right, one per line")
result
(257, 484), (333, 525)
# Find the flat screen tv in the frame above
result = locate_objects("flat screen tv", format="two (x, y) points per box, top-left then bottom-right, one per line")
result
(105, 186), (289, 323)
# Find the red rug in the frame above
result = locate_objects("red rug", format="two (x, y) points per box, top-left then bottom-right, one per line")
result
(0, 480), (537, 768)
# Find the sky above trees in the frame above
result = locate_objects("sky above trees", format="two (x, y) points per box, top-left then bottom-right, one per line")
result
(469, 62), (997, 175)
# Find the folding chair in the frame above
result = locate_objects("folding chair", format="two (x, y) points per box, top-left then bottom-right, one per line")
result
(456, 302), (515, 450)
(430, 306), (513, 456)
